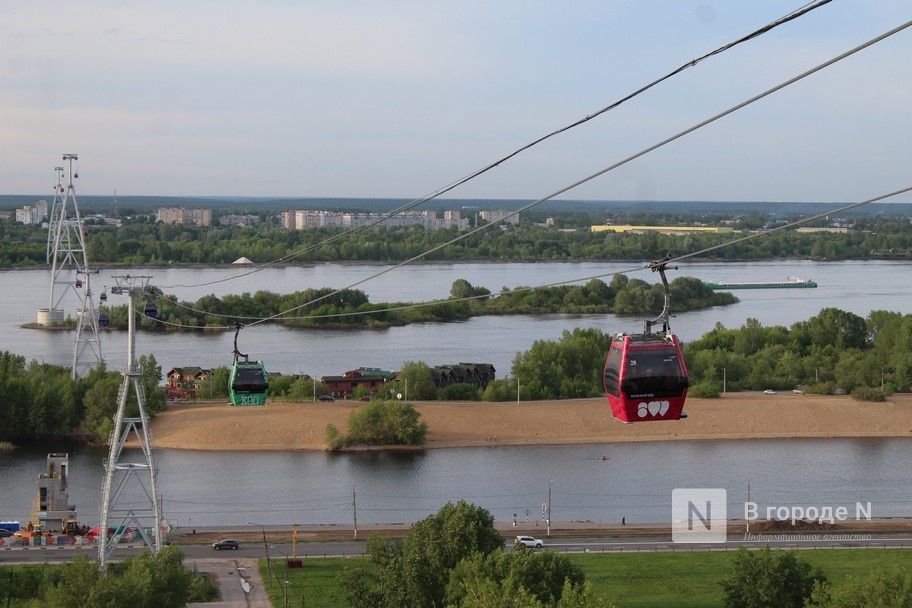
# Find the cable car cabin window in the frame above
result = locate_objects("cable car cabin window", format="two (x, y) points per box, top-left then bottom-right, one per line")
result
(603, 345), (624, 397)
(621, 348), (687, 398)
(232, 365), (268, 393)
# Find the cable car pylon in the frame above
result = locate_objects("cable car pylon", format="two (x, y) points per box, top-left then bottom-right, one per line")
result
(40, 153), (102, 378)
(97, 274), (162, 573)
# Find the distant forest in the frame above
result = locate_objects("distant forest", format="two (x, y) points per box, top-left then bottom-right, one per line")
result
(1, 199), (911, 267)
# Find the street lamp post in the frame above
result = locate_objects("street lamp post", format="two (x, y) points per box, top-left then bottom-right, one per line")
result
(247, 521), (272, 584)
(270, 545), (290, 608)
(746, 477), (753, 534)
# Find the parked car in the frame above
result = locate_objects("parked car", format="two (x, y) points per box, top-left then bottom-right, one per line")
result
(793, 389), (804, 395)
(763, 389), (777, 395)
(358, 396), (372, 402)
(318, 394), (335, 402)
(212, 538), (240, 550)
(515, 535), (544, 548)
(0, 528), (12, 538)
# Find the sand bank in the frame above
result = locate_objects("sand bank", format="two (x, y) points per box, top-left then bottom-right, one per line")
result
(147, 393), (912, 451)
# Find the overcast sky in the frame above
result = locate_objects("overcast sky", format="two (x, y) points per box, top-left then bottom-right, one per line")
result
(1, 1), (910, 203)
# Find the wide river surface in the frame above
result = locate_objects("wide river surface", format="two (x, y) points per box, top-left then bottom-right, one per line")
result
(1, 259), (911, 528)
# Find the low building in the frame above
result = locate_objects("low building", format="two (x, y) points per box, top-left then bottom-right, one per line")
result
(156, 207), (212, 226)
(431, 363), (496, 389)
(166, 366), (211, 400)
(321, 367), (395, 397)
(591, 224), (734, 235)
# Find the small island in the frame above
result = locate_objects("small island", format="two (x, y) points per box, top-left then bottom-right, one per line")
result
(44, 275), (736, 331)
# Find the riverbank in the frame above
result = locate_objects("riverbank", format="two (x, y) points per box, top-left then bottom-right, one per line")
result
(148, 393), (912, 452)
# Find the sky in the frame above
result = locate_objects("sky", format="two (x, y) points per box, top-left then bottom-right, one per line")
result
(1, 1), (910, 203)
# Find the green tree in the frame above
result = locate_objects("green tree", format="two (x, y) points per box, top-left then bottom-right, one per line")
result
(196, 365), (231, 400)
(138, 354), (166, 413)
(445, 548), (586, 607)
(393, 361), (438, 400)
(720, 546), (825, 608)
(80, 373), (123, 442)
(511, 328), (612, 399)
(806, 565), (912, 608)
(341, 500), (503, 608)
(345, 399), (428, 446)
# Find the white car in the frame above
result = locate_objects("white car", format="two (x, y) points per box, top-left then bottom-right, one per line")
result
(515, 535), (544, 548)
(763, 389), (777, 395)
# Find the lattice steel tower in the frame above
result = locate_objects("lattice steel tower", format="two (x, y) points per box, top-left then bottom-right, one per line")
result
(97, 275), (162, 572)
(40, 153), (102, 378)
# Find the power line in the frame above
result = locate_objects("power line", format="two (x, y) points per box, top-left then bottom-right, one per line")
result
(238, 19), (912, 328)
(159, 0), (833, 292)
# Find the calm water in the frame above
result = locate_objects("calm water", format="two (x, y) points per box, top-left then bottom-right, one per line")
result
(2, 260), (911, 379)
(1, 260), (910, 527)
(0, 437), (909, 527)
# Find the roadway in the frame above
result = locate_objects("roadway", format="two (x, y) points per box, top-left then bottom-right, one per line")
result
(6, 533), (912, 565)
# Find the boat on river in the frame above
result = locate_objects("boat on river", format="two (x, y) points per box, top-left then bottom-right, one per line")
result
(703, 276), (817, 290)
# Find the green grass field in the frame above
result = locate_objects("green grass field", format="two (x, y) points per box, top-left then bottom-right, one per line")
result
(258, 548), (912, 608)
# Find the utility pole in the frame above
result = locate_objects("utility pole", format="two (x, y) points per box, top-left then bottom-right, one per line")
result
(547, 480), (552, 536)
(98, 275), (161, 572)
(352, 483), (358, 540)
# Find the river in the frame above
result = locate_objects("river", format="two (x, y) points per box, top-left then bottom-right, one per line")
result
(1, 260), (911, 528)
(3, 259), (911, 379)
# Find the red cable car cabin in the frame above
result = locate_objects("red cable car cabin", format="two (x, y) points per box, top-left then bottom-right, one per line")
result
(603, 332), (689, 423)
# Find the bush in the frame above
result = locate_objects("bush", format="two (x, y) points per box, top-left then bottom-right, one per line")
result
(325, 423), (344, 450)
(438, 383), (482, 401)
(851, 386), (888, 402)
(342, 400), (428, 446)
(686, 381), (720, 398)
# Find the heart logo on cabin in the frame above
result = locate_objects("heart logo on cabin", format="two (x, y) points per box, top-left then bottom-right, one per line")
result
(638, 400), (671, 418)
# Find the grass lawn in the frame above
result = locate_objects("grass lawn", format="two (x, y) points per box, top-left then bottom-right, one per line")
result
(256, 547), (912, 608)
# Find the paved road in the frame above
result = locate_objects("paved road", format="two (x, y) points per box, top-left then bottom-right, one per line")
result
(7, 534), (912, 566)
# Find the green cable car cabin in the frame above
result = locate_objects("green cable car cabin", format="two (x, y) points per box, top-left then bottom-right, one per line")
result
(229, 359), (269, 406)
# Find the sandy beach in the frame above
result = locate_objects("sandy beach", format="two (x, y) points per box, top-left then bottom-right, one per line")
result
(148, 393), (912, 451)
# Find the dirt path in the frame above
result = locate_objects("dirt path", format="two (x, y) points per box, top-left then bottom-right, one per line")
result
(148, 393), (912, 452)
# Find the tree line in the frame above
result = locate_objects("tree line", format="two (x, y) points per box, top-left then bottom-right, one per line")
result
(90, 275), (734, 331)
(2, 306), (909, 445)
(1, 213), (911, 267)
(0, 353), (165, 445)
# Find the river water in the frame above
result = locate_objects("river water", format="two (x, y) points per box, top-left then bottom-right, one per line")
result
(1, 260), (911, 527)
(4, 259), (912, 379)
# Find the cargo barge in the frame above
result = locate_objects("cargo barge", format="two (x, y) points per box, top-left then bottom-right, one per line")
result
(703, 277), (817, 290)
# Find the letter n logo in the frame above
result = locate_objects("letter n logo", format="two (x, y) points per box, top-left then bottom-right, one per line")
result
(672, 488), (727, 543)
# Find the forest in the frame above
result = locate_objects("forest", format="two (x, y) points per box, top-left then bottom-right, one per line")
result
(1, 211), (911, 267)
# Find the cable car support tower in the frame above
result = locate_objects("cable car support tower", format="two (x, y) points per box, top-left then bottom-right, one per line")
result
(41, 153), (103, 378)
(97, 275), (162, 573)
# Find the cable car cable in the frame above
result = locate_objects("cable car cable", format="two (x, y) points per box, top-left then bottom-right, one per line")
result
(141, 19), (911, 330)
(238, 19), (912, 328)
(159, 0), (832, 292)
(137, 181), (911, 331)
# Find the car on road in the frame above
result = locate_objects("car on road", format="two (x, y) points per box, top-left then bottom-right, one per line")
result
(0, 528), (13, 538)
(793, 389), (804, 395)
(515, 535), (544, 548)
(318, 394), (335, 402)
(212, 539), (240, 550)
(763, 389), (777, 395)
